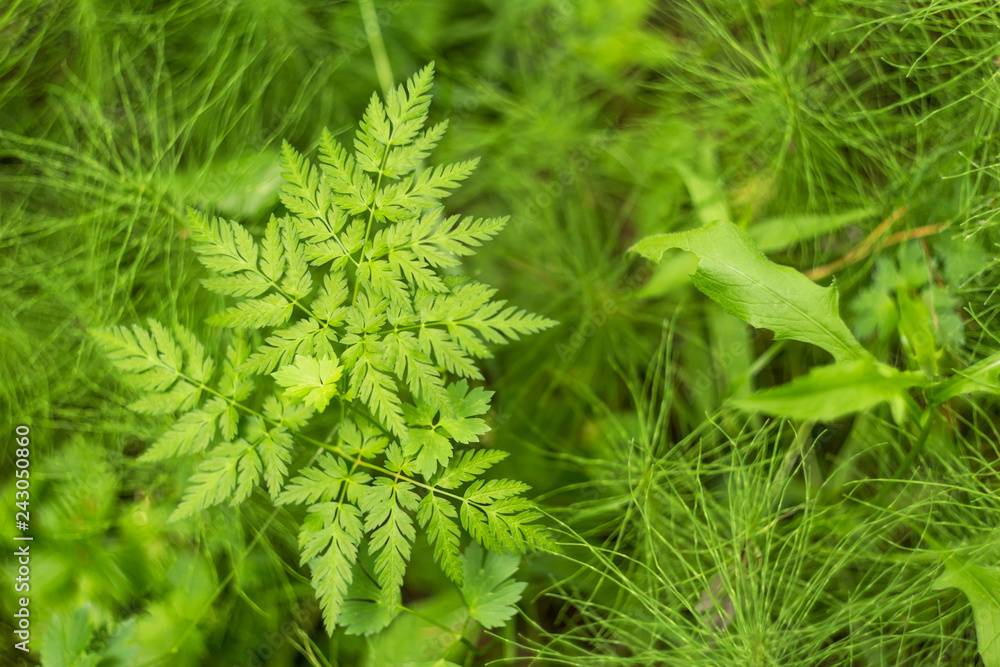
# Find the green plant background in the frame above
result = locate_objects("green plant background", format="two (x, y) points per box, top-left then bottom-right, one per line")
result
(3, 1), (1000, 665)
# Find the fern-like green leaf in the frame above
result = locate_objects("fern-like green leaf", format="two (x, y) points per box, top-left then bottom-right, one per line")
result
(361, 478), (419, 606)
(300, 502), (364, 633)
(277, 453), (370, 506)
(171, 440), (260, 521)
(94, 63), (553, 637)
(208, 294), (293, 329)
(417, 493), (463, 584)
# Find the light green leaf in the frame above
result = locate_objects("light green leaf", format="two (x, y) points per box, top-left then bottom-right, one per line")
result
(384, 62), (435, 147)
(933, 350), (1000, 403)
(435, 449), (509, 490)
(933, 560), (1000, 667)
(140, 397), (227, 461)
(170, 440), (259, 520)
(749, 208), (875, 253)
(273, 354), (343, 411)
(185, 208), (260, 275)
(404, 428), (452, 479)
(631, 220), (870, 362)
(348, 351), (407, 438)
(339, 416), (390, 460)
(731, 360), (926, 422)
(459, 543), (527, 629)
(40, 606), (99, 667)
(208, 294), (293, 330)
(897, 291), (940, 376)
(277, 453), (370, 506)
(241, 319), (327, 376)
(94, 63), (555, 641)
(201, 273), (271, 298)
(460, 480), (549, 554)
(439, 380), (493, 444)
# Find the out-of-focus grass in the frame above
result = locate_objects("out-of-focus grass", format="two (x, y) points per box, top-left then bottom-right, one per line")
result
(3, 0), (1000, 665)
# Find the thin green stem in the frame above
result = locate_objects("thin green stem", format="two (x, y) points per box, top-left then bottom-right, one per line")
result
(874, 410), (938, 507)
(359, 0), (394, 95)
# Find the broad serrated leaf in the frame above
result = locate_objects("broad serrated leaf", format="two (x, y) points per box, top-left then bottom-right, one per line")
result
(459, 543), (527, 628)
(631, 220), (870, 362)
(40, 606), (98, 667)
(749, 208), (876, 253)
(340, 574), (399, 636)
(934, 559), (1000, 667)
(897, 290), (940, 376)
